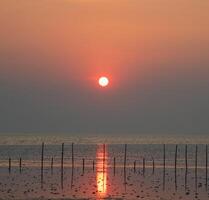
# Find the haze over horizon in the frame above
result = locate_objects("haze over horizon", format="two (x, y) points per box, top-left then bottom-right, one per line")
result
(0, 0), (209, 135)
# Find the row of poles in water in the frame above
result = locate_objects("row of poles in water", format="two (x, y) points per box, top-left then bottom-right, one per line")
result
(7, 143), (208, 189)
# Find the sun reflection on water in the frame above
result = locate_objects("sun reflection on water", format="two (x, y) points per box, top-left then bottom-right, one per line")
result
(96, 144), (107, 198)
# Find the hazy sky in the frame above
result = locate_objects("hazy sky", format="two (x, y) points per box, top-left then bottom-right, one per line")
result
(0, 0), (209, 135)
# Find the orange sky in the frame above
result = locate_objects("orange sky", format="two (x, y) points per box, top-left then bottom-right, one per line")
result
(0, 0), (209, 134)
(1, 0), (209, 87)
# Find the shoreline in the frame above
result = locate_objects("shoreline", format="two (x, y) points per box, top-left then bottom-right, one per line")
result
(0, 135), (209, 145)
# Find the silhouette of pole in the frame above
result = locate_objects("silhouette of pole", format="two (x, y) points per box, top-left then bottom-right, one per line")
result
(163, 144), (166, 190)
(175, 145), (178, 190)
(185, 145), (188, 173)
(113, 157), (116, 176)
(206, 145), (208, 188)
(152, 157), (155, 174)
(72, 143), (74, 169)
(175, 145), (178, 175)
(8, 157), (11, 173)
(143, 157), (145, 175)
(124, 144), (127, 184)
(41, 142), (44, 188)
(82, 158), (85, 174)
(51, 157), (53, 175)
(163, 144), (166, 172)
(61, 143), (64, 189)
(103, 144), (105, 173)
(19, 157), (22, 174)
(195, 145), (198, 190)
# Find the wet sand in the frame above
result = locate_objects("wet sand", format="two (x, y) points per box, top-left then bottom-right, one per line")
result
(0, 166), (209, 199)
(0, 144), (209, 199)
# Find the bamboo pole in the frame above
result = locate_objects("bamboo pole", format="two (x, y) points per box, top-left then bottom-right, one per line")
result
(51, 157), (53, 175)
(163, 144), (166, 172)
(19, 157), (22, 174)
(134, 160), (136, 173)
(185, 144), (188, 191)
(175, 145), (178, 175)
(124, 144), (127, 172)
(185, 145), (188, 173)
(124, 144), (127, 184)
(71, 142), (74, 188)
(8, 157), (11, 173)
(143, 157), (145, 175)
(103, 144), (105, 173)
(195, 144), (198, 190)
(163, 144), (165, 190)
(152, 157), (155, 174)
(82, 158), (85, 174)
(206, 144), (208, 187)
(175, 145), (178, 190)
(72, 143), (74, 169)
(113, 157), (116, 176)
(61, 143), (64, 189)
(41, 142), (44, 188)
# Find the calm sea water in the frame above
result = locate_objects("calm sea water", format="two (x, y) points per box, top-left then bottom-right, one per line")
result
(0, 143), (208, 168)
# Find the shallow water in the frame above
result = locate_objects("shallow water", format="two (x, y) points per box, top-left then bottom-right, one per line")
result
(0, 143), (209, 199)
(0, 143), (208, 168)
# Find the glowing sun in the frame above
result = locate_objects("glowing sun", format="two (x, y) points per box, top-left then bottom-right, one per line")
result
(98, 77), (109, 87)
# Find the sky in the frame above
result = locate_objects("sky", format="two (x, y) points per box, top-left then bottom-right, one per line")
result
(0, 0), (209, 135)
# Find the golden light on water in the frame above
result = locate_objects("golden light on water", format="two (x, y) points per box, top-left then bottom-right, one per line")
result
(96, 144), (107, 198)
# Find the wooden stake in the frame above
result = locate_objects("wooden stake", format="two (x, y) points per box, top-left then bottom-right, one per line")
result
(19, 157), (22, 174)
(152, 157), (155, 174)
(185, 144), (188, 191)
(113, 157), (116, 176)
(175, 145), (178, 175)
(61, 143), (64, 189)
(163, 144), (165, 191)
(143, 157), (145, 175)
(163, 144), (166, 172)
(51, 157), (53, 175)
(185, 145), (188, 173)
(195, 144), (198, 191)
(41, 142), (44, 187)
(8, 157), (11, 173)
(124, 144), (127, 172)
(175, 145), (178, 190)
(82, 158), (85, 174)
(124, 144), (127, 184)
(71, 142), (74, 187)
(72, 143), (74, 169)
(206, 144), (208, 187)
(93, 160), (95, 172)
(103, 144), (105, 173)
(134, 160), (136, 173)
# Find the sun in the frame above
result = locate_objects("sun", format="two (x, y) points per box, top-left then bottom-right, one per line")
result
(98, 76), (109, 87)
